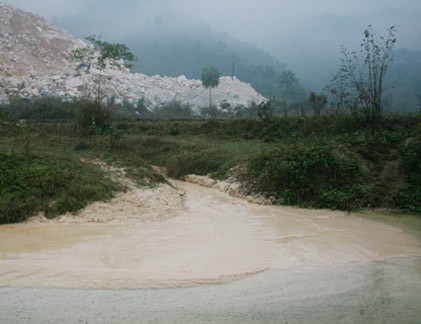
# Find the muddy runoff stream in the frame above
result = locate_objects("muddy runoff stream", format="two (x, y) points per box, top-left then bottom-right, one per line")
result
(1, 181), (421, 322)
(1, 181), (420, 290)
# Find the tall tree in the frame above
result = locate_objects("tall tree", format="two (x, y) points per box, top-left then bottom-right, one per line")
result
(329, 26), (397, 130)
(201, 67), (220, 108)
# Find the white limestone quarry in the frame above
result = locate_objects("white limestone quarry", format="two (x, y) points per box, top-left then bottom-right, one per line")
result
(0, 2), (266, 111)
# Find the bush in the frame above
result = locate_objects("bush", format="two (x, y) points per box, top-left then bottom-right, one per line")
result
(5, 97), (77, 122)
(75, 101), (112, 136)
(0, 153), (119, 224)
(74, 141), (90, 151)
(393, 137), (421, 212)
(401, 138), (421, 185)
(246, 142), (367, 210)
(166, 148), (229, 179)
(151, 100), (196, 120)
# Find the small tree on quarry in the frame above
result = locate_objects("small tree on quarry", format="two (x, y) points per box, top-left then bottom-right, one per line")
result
(70, 35), (136, 104)
(69, 35), (136, 136)
(201, 67), (220, 108)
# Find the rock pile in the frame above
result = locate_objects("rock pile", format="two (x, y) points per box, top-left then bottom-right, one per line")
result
(0, 3), (266, 110)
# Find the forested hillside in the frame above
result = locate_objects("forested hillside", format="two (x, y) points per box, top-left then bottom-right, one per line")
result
(123, 24), (308, 103)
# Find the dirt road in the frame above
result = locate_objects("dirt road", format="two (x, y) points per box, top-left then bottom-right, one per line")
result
(1, 181), (420, 322)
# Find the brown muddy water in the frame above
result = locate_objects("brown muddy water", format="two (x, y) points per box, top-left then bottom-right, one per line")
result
(1, 181), (420, 322)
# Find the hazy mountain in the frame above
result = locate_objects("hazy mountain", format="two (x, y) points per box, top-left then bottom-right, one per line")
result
(4, 0), (421, 110)
(58, 14), (308, 102)
(271, 10), (421, 92)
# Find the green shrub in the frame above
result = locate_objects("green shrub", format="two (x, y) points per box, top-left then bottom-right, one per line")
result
(133, 136), (180, 165)
(75, 101), (112, 136)
(74, 141), (90, 151)
(246, 142), (367, 210)
(0, 154), (119, 224)
(166, 148), (229, 179)
(402, 138), (421, 185)
(4, 97), (77, 122)
(151, 100), (196, 120)
(106, 126), (127, 150)
(394, 137), (421, 212)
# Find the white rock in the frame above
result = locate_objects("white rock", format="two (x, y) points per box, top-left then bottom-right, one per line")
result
(177, 75), (187, 83)
(66, 77), (85, 88)
(0, 3), (266, 109)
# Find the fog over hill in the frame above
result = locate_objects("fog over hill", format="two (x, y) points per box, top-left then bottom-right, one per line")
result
(3, 0), (421, 110)
(5, 1), (420, 82)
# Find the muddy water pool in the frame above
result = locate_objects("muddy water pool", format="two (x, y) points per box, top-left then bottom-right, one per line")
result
(1, 181), (419, 289)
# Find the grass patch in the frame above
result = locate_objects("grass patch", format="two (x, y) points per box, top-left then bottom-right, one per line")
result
(1, 109), (420, 222)
(0, 153), (121, 224)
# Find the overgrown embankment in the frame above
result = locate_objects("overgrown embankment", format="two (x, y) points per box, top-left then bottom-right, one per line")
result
(0, 104), (420, 224)
(116, 115), (420, 212)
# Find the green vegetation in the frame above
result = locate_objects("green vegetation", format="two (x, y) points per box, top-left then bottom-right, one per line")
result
(394, 138), (421, 212)
(1, 96), (420, 224)
(326, 26), (397, 133)
(201, 67), (220, 108)
(83, 35), (137, 69)
(70, 35), (137, 72)
(308, 92), (328, 117)
(129, 115), (420, 212)
(0, 104), (166, 224)
(1, 24), (418, 226)
(246, 142), (366, 210)
(0, 154), (120, 224)
(70, 35), (137, 104)
(152, 101), (196, 120)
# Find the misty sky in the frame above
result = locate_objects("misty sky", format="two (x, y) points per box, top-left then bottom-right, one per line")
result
(4, 0), (420, 46)
(3, 0), (421, 88)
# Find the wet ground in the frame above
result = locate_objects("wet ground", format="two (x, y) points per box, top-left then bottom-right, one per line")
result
(1, 256), (421, 323)
(1, 181), (420, 322)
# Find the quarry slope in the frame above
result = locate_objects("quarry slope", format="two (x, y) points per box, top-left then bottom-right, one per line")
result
(0, 2), (265, 110)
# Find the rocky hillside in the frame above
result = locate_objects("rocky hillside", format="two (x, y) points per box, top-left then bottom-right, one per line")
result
(0, 3), (265, 110)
